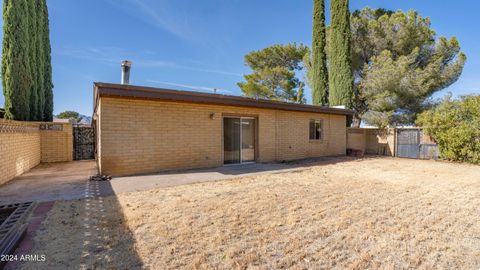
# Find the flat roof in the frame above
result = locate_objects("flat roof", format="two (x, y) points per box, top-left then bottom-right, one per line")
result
(93, 82), (354, 116)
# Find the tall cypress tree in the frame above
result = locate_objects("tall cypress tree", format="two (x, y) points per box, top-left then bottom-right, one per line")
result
(329, 0), (353, 107)
(40, 0), (53, 121)
(2, 0), (32, 120)
(27, 0), (40, 120)
(35, 0), (46, 120)
(311, 0), (328, 105)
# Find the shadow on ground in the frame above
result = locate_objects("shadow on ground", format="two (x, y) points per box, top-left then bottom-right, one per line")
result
(15, 179), (144, 269)
(76, 180), (143, 269)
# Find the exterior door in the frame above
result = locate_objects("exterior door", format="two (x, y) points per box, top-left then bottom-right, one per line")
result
(223, 117), (256, 164)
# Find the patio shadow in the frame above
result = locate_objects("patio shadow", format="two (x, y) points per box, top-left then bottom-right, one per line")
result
(14, 180), (144, 269)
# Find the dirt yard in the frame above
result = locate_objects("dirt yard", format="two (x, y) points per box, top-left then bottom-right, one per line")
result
(20, 157), (480, 269)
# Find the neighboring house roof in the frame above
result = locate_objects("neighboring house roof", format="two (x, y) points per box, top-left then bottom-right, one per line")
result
(93, 82), (355, 116)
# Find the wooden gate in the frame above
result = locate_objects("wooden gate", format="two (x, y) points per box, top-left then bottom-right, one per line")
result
(396, 129), (439, 160)
(73, 126), (94, 160)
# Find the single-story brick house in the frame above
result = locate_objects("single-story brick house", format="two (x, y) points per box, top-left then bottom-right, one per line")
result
(93, 82), (354, 176)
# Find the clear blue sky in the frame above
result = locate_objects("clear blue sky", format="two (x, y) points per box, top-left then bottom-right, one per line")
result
(0, 0), (478, 116)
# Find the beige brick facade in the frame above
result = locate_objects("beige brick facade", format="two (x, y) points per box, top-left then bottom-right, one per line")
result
(0, 120), (73, 185)
(97, 97), (347, 176)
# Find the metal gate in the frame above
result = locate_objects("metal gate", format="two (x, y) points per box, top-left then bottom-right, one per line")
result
(73, 126), (95, 160)
(396, 129), (439, 160)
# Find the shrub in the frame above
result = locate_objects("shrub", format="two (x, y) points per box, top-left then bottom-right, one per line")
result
(416, 95), (480, 164)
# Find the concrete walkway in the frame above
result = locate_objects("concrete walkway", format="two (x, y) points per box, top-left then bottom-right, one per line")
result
(0, 161), (97, 204)
(0, 157), (354, 203)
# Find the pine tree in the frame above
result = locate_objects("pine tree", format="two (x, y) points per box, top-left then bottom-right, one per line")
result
(329, 0), (353, 107)
(2, 0), (32, 120)
(238, 44), (309, 104)
(40, 0), (53, 121)
(311, 0), (328, 105)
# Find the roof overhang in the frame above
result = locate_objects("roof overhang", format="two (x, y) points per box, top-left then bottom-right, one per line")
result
(93, 82), (355, 116)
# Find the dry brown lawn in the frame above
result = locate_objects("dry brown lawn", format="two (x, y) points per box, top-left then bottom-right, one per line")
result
(21, 157), (480, 269)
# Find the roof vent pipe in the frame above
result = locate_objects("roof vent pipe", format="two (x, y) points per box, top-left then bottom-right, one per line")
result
(121, 60), (132, 84)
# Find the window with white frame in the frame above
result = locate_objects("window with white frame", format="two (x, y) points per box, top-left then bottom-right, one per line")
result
(309, 119), (322, 140)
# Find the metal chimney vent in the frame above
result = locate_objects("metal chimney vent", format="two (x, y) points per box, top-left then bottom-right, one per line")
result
(121, 60), (132, 85)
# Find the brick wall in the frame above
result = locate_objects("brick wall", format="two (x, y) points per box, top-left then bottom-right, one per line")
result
(97, 97), (347, 176)
(40, 123), (73, 162)
(0, 120), (73, 185)
(0, 120), (41, 185)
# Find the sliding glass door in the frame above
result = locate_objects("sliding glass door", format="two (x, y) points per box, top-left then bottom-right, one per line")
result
(223, 118), (241, 164)
(240, 119), (255, 162)
(223, 117), (256, 164)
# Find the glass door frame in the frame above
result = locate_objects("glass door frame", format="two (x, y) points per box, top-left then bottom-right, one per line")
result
(222, 116), (257, 165)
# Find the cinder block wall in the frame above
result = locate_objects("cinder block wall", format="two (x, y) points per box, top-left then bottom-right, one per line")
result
(98, 97), (347, 176)
(0, 120), (41, 185)
(347, 128), (395, 156)
(365, 129), (395, 156)
(40, 123), (73, 162)
(346, 128), (366, 152)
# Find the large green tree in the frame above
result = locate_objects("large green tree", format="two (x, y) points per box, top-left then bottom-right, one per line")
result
(311, 0), (328, 105)
(351, 8), (466, 127)
(328, 0), (353, 108)
(238, 44), (309, 103)
(40, 0), (53, 121)
(2, 0), (32, 120)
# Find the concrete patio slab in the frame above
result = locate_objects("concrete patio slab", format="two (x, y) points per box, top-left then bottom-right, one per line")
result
(0, 161), (97, 204)
(103, 156), (353, 195)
